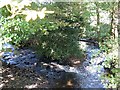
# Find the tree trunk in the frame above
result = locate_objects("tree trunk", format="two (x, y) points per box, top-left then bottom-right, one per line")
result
(118, 2), (120, 36)
(110, 6), (115, 38)
(95, 2), (100, 41)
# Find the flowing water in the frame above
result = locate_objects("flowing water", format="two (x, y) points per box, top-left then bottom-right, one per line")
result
(0, 41), (107, 88)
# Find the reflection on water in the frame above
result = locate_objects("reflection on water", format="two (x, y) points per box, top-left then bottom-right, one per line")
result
(48, 72), (79, 88)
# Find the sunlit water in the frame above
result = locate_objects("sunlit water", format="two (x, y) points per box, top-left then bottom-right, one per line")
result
(0, 42), (107, 88)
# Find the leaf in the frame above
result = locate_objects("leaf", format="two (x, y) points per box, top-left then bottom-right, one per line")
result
(24, 10), (38, 21)
(45, 11), (54, 14)
(37, 7), (47, 19)
(112, 68), (120, 73)
(31, 11), (37, 20)
(38, 12), (45, 19)
(25, 14), (32, 22)
(41, 7), (46, 12)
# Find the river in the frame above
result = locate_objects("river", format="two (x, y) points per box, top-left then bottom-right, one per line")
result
(0, 41), (108, 88)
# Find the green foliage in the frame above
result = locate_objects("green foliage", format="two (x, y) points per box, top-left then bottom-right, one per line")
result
(0, 2), (84, 60)
(78, 2), (119, 88)
(0, 16), (32, 46)
(27, 3), (84, 59)
(0, 2), (119, 88)
(0, 0), (54, 21)
(0, 0), (54, 52)
(102, 54), (119, 88)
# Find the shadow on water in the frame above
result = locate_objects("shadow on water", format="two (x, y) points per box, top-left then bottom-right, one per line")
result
(52, 72), (79, 88)
(33, 66), (80, 88)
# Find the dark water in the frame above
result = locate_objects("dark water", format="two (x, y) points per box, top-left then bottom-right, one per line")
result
(0, 42), (107, 88)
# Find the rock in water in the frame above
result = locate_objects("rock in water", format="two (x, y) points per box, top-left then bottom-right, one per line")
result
(3, 43), (15, 52)
(0, 43), (38, 68)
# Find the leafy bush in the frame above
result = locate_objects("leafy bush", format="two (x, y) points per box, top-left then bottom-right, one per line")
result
(20, 2), (84, 60)
(0, 16), (32, 47)
(0, 2), (84, 60)
(102, 54), (119, 88)
(27, 18), (82, 59)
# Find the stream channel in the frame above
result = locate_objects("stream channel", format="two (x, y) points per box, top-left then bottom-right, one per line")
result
(0, 40), (108, 88)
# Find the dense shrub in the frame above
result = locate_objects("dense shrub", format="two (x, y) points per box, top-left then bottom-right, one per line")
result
(0, 2), (83, 60)
(0, 16), (32, 47)
(27, 18), (83, 59)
